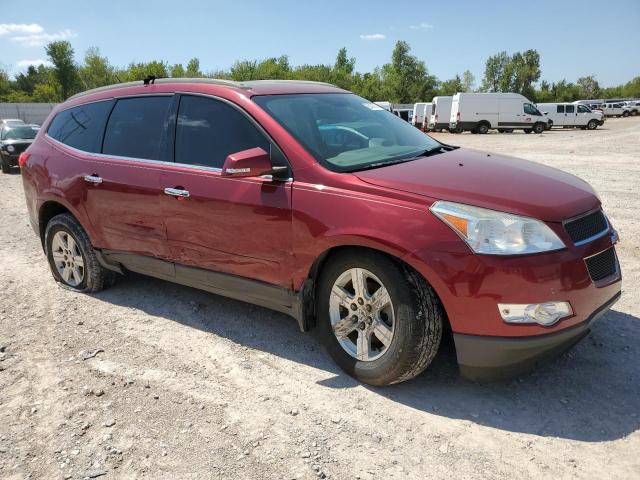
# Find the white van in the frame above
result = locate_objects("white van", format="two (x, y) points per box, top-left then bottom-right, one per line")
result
(537, 103), (604, 129)
(428, 96), (453, 132)
(449, 92), (548, 134)
(412, 102), (431, 129)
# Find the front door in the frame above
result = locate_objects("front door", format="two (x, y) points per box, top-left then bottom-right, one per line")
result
(575, 104), (591, 126)
(160, 94), (293, 288)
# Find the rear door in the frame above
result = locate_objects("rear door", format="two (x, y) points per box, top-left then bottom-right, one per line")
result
(84, 96), (172, 257)
(45, 98), (170, 258)
(159, 94), (293, 287)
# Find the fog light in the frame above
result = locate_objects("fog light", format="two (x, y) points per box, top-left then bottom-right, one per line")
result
(498, 302), (573, 326)
(7, 145), (15, 153)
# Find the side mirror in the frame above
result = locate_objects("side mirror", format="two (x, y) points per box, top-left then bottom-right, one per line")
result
(221, 147), (277, 178)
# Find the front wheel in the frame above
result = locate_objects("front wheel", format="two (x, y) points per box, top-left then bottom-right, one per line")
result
(1, 155), (10, 174)
(316, 251), (443, 385)
(533, 123), (545, 134)
(622, 111), (629, 118)
(45, 213), (117, 292)
(587, 119), (598, 130)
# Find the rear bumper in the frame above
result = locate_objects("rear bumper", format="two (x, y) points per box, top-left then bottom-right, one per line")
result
(454, 291), (621, 381)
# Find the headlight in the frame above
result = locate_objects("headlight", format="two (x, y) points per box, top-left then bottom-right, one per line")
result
(6, 145), (15, 153)
(430, 200), (565, 255)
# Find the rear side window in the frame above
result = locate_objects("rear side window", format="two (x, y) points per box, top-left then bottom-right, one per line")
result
(103, 96), (172, 160)
(556, 105), (565, 113)
(47, 100), (112, 152)
(175, 95), (269, 169)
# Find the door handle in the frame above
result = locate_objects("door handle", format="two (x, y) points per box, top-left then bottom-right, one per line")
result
(164, 187), (190, 198)
(84, 174), (102, 184)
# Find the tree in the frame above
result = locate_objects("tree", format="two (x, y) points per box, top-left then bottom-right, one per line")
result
(123, 61), (169, 81)
(439, 75), (463, 96)
(576, 76), (601, 99)
(186, 58), (201, 77)
(481, 51), (510, 92)
(622, 76), (640, 98)
(481, 50), (540, 98)
(45, 41), (79, 100)
(331, 47), (356, 89)
(381, 41), (437, 103)
(461, 70), (475, 92)
(80, 47), (118, 89)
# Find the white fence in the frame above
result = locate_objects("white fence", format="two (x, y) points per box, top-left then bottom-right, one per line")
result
(0, 103), (58, 125)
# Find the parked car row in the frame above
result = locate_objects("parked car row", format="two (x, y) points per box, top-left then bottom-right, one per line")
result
(399, 93), (640, 135)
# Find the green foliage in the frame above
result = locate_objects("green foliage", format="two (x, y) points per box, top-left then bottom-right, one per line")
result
(481, 50), (540, 99)
(380, 41), (437, 103)
(0, 41), (637, 104)
(45, 41), (80, 100)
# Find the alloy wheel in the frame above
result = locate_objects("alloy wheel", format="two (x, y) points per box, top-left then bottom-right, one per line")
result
(329, 268), (395, 361)
(51, 231), (85, 287)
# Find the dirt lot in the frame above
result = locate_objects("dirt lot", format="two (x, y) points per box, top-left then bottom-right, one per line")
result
(1, 118), (639, 480)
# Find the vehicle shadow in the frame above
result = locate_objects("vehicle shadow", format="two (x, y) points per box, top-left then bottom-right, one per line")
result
(94, 272), (640, 443)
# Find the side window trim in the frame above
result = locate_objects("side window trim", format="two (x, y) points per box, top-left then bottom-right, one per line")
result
(173, 92), (293, 178)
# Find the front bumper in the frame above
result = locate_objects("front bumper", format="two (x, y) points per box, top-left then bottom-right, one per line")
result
(454, 291), (621, 381)
(1, 152), (19, 166)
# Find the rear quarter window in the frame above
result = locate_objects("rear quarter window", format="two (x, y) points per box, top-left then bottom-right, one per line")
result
(47, 100), (113, 152)
(102, 96), (172, 160)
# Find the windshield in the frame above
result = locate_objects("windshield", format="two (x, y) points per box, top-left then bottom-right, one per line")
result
(2, 126), (37, 140)
(253, 93), (441, 172)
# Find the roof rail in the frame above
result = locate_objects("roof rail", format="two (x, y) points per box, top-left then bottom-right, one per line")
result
(67, 77), (247, 101)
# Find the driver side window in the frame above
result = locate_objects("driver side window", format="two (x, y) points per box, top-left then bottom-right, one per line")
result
(523, 103), (539, 115)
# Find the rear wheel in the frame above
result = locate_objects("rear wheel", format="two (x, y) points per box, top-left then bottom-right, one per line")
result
(622, 111), (629, 117)
(587, 119), (598, 130)
(524, 129), (532, 134)
(477, 123), (489, 134)
(316, 250), (443, 385)
(45, 213), (117, 292)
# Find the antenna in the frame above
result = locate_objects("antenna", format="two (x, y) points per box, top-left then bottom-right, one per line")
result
(143, 75), (157, 86)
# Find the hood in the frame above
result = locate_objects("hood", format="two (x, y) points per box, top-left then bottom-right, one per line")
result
(354, 148), (599, 222)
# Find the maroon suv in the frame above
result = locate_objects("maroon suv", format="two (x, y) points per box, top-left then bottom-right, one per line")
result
(20, 79), (622, 385)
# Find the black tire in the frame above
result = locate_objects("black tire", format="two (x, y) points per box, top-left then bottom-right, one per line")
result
(44, 213), (117, 293)
(316, 250), (443, 386)
(1, 155), (10, 174)
(497, 129), (505, 133)
(632, 110), (638, 116)
(533, 123), (545, 134)
(503, 128), (514, 133)
(477, 123), (489, 134)
(622, 111), (629, 118)
(587, 119), (598, 130)
(524, 129), (532, 134)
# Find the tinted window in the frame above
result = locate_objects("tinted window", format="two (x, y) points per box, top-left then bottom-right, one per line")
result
(577, 105), (590, 113)
(47, 101), (112, 152)
(2, 125), (37, 140)
(566, 105), (575, 113)
(103, 96), (172, 160)
(175, 95), (269, 169)
(556, 105), (565, 113)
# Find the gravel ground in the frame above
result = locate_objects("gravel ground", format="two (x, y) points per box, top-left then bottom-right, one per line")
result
(0, 117), (638, 480)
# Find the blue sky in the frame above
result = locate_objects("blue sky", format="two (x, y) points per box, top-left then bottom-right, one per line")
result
(1, 0), (639, 87)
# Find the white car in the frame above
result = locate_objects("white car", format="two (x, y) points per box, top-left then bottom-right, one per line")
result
(623, 101), (640, 116)
(537, 103), (604, 130)
(449, 92), (548, 134)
